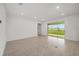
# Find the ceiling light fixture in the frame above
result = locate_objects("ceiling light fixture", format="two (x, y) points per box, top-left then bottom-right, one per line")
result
(20, 12), (24, 16)
(34, 16), (37, 19)
(18, 3), (23, 5)
(56, 6), (60, 9)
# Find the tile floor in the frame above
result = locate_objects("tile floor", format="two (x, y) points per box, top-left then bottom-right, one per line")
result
(3, 36), (79, 56)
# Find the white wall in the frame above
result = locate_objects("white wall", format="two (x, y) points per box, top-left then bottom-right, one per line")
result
(0, 4), (6, 56)
(41, 22), (48, 36)
(7, 17), (38, 41)
(65, 15), (79, 41)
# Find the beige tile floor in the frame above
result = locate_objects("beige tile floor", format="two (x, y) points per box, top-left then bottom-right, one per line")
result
(3, 36), (79, 56)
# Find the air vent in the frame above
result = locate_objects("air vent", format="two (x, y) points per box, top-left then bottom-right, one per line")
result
(18, 3), (23, 5)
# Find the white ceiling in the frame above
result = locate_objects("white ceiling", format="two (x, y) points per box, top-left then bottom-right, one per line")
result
(5, 3), (79, 22)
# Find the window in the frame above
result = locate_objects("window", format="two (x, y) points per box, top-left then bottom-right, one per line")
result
(48, 21), (64, 38)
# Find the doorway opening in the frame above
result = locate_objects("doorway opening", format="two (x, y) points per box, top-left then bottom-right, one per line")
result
(37, 23), (41, 36)
(48, 21), (65, 38)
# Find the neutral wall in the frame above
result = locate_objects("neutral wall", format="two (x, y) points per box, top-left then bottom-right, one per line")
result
(41, 22), (48, 36)
(65, 15), (79, 41)
(7, 17), (38, 41)
(0, 4), (6, 56)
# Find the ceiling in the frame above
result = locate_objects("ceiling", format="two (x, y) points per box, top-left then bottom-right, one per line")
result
(5, 3), (79, 22)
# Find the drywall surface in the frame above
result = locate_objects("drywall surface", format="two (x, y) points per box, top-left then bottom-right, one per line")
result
(0, 4), (6, 56)
(7, 17), (38, 41)
(65, 15), (79, 41)
(41, 22), (48, 36)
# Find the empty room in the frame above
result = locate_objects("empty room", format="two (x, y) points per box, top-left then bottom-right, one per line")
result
(0, 3), (79, 56)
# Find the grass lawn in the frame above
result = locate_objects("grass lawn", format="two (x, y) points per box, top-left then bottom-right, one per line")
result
(48, 21), (64, 38)
(48, 28), (64, 38)
(48, 34), (64, 38)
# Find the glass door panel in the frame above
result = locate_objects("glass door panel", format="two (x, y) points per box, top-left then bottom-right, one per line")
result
(48, 21), (64, 38)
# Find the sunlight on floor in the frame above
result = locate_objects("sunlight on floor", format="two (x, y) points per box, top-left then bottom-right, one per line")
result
(48, 36), (65, 48)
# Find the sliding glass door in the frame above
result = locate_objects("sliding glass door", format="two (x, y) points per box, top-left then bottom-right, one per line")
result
(48, 21), (64, 38)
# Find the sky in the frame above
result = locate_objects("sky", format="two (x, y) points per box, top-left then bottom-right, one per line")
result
(48, 24), (64, 29)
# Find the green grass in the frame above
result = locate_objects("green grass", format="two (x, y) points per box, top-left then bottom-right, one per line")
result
(48, 28), (64, 35)
(48, 34), (64, 38)
(48, 21), (64, 38)
(48, 28), (64, 38)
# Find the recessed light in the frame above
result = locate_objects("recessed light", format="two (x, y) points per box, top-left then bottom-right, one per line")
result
(20, 12), (24, 16)
(34, 16), (37, 19)
(61, 13), (64, 16)
(56, 6), (60, 9)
